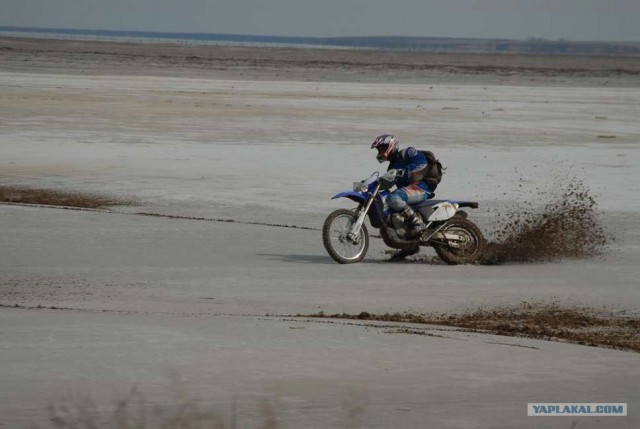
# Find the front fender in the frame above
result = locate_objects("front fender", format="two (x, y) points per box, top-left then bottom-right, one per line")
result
(331, 191), (367, 203)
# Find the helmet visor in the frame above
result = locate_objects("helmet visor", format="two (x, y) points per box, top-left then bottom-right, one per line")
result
(375, 140), (396, 162)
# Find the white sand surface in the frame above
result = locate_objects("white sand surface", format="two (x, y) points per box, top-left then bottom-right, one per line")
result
(1, 63), (639, 428)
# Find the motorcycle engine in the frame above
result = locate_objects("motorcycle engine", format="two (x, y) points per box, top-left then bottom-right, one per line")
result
(391, 213), (406, 232)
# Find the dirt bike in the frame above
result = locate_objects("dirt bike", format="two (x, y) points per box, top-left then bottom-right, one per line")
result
(322, 169), (485, 265)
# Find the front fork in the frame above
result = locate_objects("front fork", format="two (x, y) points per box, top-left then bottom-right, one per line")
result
(347, 184), (380, 243)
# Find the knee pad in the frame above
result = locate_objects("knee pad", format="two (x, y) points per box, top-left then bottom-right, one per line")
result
(388, 193), (407, 211)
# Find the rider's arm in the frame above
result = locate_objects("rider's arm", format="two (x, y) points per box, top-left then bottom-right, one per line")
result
(401, 147), (428, 184)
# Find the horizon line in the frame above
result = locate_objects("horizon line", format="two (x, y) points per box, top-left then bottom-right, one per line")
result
(2, 25), (639, 45)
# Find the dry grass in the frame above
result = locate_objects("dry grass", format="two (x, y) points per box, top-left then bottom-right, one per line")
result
(47, 388), (236, 429)
(0, 185), (132, 209)
(296, 302), (640, 353)
(43, 386), (367, 429)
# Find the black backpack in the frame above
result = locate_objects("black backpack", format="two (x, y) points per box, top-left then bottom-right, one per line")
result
(419, 150), (444, 190)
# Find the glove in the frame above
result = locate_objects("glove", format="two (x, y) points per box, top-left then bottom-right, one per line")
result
(380, 169), (404, 183)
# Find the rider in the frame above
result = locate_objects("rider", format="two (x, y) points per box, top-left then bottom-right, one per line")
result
(371, 134), (434, 259)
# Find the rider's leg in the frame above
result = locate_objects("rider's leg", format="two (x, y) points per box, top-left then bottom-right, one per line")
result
(388, 184), (433, 211)
(388, 184), (432, 237)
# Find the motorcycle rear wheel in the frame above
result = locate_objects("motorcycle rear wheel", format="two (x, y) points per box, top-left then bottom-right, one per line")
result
(433, 218), (485, 265)
(322, 209), (369, 264)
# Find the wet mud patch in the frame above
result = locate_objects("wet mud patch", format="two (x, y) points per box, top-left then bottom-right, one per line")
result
(481, 178), (609, 264)
(0, 185), (133, 209)
(295, 302), (640, 353)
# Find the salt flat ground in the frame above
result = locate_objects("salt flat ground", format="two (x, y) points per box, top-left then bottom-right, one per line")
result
(1, 69), (640, 428)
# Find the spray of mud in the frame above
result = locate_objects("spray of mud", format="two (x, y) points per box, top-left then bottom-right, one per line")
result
(481, 177), (609, 264)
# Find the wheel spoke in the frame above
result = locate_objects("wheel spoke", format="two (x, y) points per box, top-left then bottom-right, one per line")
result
(327, 214), (365, 260)
(433, 219), (485, 265)
(323, 209), (370, 264)
(445, 226), (479, 255)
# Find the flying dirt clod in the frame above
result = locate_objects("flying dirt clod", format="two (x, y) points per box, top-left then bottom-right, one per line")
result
(481, 178), (609, 264)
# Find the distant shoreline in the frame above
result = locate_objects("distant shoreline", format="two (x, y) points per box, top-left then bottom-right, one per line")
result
(1, 25), (640, 57)
(1, 36), (639, 87)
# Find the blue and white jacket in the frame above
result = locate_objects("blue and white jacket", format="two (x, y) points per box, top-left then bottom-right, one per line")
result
(388, 147), (430, 191)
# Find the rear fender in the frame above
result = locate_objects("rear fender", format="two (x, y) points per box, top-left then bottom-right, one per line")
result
(450, 200), (479, 209)
(427, 202), (460, 221)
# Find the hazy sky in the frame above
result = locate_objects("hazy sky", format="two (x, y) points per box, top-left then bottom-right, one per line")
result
(2, 0), (640, 42)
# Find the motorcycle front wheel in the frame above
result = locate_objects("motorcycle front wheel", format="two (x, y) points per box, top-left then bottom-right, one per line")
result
(433, 218), (485, 265)
(322, 209), (369, 264)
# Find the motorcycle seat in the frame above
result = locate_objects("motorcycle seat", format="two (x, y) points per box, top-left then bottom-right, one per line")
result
(412, 199), (447, 208)
(412, 200), (479, 209)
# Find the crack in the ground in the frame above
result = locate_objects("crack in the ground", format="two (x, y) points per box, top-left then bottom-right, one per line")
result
(0, 202), (320, 231)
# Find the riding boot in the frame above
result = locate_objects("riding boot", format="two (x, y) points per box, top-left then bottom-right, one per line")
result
(401, 206), (428, 238)
(389, 245), (420, 261)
